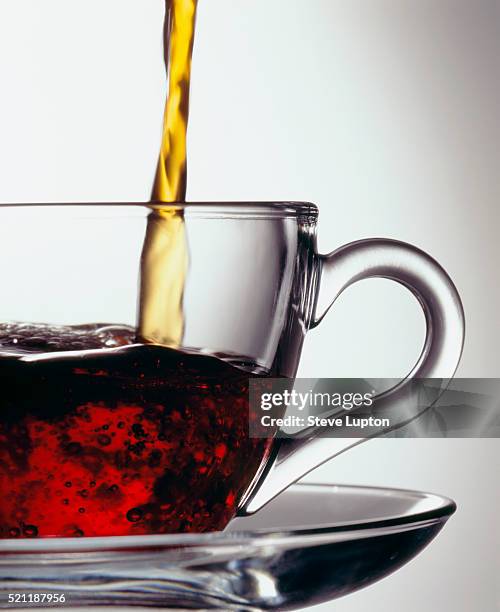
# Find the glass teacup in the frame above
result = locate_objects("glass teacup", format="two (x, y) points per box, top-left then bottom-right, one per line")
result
(0, 202), (464, 537)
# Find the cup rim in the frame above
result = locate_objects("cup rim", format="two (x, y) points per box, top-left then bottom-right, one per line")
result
(0, 201), (319, 220)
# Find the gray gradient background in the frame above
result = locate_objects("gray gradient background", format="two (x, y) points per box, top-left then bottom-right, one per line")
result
(0, 1), (498, 610)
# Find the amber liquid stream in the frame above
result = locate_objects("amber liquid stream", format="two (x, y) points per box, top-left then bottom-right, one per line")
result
(138, 0), (197, 347)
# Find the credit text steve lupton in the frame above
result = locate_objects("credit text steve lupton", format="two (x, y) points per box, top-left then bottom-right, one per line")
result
(260, 414), (390, 429)
(259, 390), (390, 429)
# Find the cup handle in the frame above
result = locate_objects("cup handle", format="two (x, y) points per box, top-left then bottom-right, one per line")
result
(239, 238), (465, 515)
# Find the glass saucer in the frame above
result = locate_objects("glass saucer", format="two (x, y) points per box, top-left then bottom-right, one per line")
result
(0, 483), (455, 610)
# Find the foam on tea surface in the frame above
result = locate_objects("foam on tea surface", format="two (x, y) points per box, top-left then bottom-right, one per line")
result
(0, 324), (271, 538)
(0, 322), (135, 355)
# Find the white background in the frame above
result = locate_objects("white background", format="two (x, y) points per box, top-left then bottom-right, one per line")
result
(0, 1), (498, 610)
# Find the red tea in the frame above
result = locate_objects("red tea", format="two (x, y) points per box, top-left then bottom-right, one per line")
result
(0, 323), (272, 538)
